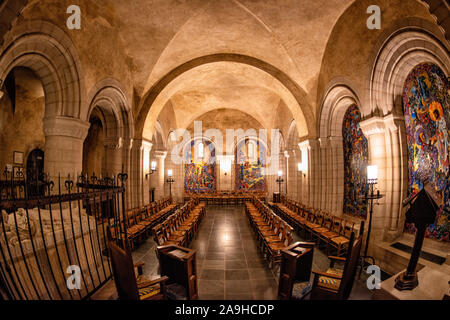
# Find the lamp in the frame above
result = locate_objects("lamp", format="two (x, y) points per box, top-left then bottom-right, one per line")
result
(276, 170), (284, 194)
(166, 169), (175, 198)
(145, 160), (157, 179)
(358, 164), (384, 279)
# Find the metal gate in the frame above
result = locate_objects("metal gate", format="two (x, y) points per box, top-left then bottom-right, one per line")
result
(0, 171), (128, 300)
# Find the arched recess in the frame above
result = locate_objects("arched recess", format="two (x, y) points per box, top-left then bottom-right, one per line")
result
(365, 25), (450, 243)
(0, 20), (87, 182)
(234, 136), (268, 192)
(85, 78), (133, 177)
(0, 20), (85, 118)
(136, 54), (315, 141)
(316, 83), (363, 215)
(182, 137), (217, 193)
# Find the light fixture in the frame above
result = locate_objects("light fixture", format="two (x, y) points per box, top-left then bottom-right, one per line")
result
(367, 165), (378, 184)
(166, 169), (175, 198)
(278, 170), (283, 177)
(276, 170), (284, 195)
(145, 160), (157, 179)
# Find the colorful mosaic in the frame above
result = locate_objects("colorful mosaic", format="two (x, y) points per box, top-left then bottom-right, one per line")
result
(402, 63), (449, 242)
(184, 140), (216, 192)
(235, 139), (267, 191)
(342, 104), (369, 218)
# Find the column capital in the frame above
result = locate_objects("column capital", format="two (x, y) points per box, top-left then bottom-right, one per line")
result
(132, 139), (153, 151)
(283, 150), (290, 158)
(154, 150), (168, 159)
(298, 139), (318, 151)
(383, 114), (405, 132)
(359, 116), (385, 136)
(104, 137), (123, 150)
(43, 116), (90, 140)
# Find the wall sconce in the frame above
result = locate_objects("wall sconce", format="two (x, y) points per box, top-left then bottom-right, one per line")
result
(145, 161), (157, 179)
(297, 162), (306, 177)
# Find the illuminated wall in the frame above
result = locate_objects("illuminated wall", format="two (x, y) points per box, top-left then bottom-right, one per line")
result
(184, 140), (216, 192)
(235, 139), (266, 191)
(403, 63), (449, 242)
(342, 104), (369, 218)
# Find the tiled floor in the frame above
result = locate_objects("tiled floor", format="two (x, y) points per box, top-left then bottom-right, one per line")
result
(128, 204), (374, 300)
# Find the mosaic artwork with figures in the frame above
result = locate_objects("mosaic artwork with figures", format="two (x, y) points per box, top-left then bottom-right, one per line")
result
(403, 63), (449, 242)
(235, 139), (267, 191)
(184, 140), (216, 192)
(342, 104), (369, 218)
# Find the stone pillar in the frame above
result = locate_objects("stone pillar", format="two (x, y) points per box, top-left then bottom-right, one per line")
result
(152, 150), (167, 201)
(359, 116), (388, 256)
(283, 150), (289, 196)
(142, 141), (153, 205)
(121, 138), (133, 209)
(103, 137), (123, 177)
(319, 138), (329, 210)
(329, 136), (344, 215)
(129, 139), (152, 208)
(298, 139), (318, 206)
(384, 115), (405, 240)
(43, 116), (90, 186)
(287, 149), (298, 200)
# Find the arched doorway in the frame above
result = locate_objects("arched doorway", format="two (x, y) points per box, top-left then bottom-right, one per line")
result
(82, 114), (105, 178)
(26, 148), (45, 197)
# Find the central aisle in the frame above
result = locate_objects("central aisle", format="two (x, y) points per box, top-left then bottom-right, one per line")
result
(190, 205), (278, 300)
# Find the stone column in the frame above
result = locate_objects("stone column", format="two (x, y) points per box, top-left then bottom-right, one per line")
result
(287, 149), (298, 200)
(298, 139), (318, 206)
(121, 138), (133, 209)
(328, 136), (344, 215)
(359, 116), (388, 256)
(43, 116), (90, 187)
(284, 150), (289, 196)
(141, 140), (153, 205)
(129, 139), (152, 208)
(152, 150), (167, 201)
(103, 137), (123, 177)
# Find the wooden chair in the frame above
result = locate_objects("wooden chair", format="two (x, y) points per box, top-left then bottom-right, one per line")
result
(309, 232), (362, 300)
(106, 229), (168, 300)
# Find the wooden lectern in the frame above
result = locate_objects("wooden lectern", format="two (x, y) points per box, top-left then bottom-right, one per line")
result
(156, 245), (198, 300)
(277, 241), (314, 300)
(395, 183), (440, 291)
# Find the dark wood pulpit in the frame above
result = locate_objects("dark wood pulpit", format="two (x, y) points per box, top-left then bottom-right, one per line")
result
(277, 241), (314, 300)
(395, 183), (441, 291)
(157, 245), (198, 300)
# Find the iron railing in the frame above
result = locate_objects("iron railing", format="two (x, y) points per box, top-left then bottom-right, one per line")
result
(0, 171), (128, 300)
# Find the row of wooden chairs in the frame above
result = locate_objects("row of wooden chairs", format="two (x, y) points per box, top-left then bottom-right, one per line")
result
(184, 191), (267, 205)
(110, 198), (178, 249)
(245, 197), (294, 268)
(153, 198), (206, 247)
(273, 195), (362, 257)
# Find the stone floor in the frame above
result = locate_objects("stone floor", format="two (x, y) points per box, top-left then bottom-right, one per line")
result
(124, 204), (375, 300)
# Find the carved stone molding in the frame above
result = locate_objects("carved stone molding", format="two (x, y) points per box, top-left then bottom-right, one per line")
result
(43, 116), (90, 140)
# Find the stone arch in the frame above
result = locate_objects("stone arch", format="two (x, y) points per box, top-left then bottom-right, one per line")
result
(319, 81), (362, 140)
(136, 53), (315, 141)
(366, 21), (449, 117)
(0, 20), (86, 119)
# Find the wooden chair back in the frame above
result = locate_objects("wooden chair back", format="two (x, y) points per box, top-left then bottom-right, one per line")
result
(106, 228), (140, 300)
(338, 233), (363, 299)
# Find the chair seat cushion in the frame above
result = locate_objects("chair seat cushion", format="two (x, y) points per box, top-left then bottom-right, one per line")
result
(317, 267), (343, 291)
(138, 283), (161, 300)
(292, 281), (312, 300)
(331, 236), (350, 245)
(166, 283), (187, 300)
